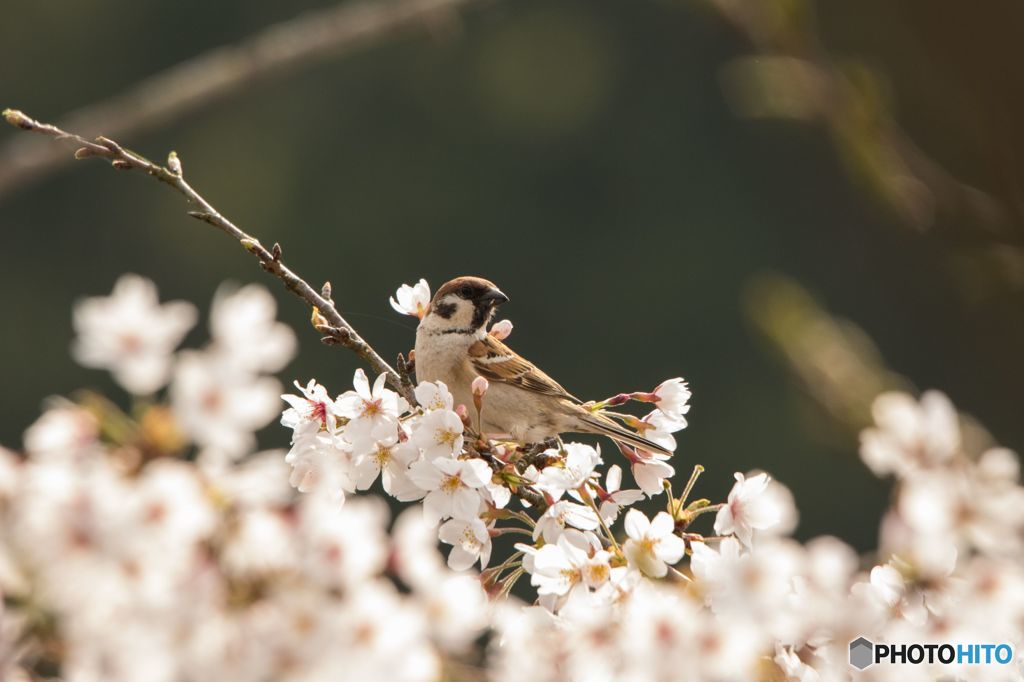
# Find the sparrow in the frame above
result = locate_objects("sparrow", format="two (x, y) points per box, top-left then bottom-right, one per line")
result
(414, 276), (671, 456)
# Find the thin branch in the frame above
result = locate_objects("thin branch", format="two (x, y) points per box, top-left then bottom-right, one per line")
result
(2, 108), (556, 514)
(0, 0), (481, 201)
(2, 108), (416, 405)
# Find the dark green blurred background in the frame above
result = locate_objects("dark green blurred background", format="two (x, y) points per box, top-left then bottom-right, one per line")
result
(3, 0), (1023, 552)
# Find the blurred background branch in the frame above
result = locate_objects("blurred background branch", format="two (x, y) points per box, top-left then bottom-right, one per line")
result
(703, 0), (1024, 246)
(0, 0), (482, 201)
(745, 271), (996, 457)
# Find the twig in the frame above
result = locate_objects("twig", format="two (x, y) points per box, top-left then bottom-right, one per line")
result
(0, 0), (481, 201)
(2, 108), (416, 405)
(1, 108), (560, 513)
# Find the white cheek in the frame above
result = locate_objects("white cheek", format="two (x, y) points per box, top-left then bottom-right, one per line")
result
(448, 298), (476, 327)
(422, 294), (475, 329)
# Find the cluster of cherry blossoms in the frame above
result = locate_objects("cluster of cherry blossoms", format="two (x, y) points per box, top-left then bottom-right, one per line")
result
(489, 391), (1024, 681)
(282, 279), (792, 608)
(0, 276), (492, 682)
(67, 273), (295, 464)
(2, 274), (1022, 681)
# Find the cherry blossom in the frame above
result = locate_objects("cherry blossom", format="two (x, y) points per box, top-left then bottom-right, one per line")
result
(860, 390), (960, 477)
(714, 471), (783, 547)
(438, 517), (492, 570)
(630, 453), (675, 496)
(533, 500), (601, 543)
(336, 369), (408, 454)
(352, 438), (419, 494)
(389, 279), (431, 319)
(281, 379), (338, 439)
(537, 442), (602, 497)
(651, 377), (692, 423)
(406, 457), (492, 523)
(209, 283), (296, 373)
(596, 464), (644, 524)
(170, 350), (282, 459)
(72, 274), (197, 394)
(411, 409), (464, 459)
(622, 509), (685, 578)
(414, 380), (455, 412)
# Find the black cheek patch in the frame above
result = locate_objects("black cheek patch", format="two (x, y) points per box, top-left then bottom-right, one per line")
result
(434, 301), (457, 319)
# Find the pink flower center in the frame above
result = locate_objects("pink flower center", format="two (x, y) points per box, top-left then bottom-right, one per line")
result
(441, 474), (463, 494)
(361, 399), (382, 418)
(310, 401), (328, 426)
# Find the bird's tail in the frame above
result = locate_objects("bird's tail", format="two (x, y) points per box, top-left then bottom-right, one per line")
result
(578, 412), (673, 457)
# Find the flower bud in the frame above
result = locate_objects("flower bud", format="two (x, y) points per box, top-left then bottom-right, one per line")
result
(489, 319), (513, 340)
(2, 109), (32, 129)
(472, 376), (489, 414)
(167, 151), (182, 175)
(310, 306), (329, 330)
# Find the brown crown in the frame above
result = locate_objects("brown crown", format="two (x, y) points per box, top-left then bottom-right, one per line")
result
(432, 276), (501, 303)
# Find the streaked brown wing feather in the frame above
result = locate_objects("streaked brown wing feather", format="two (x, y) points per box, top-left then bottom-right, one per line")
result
(469, 336), (580, 403)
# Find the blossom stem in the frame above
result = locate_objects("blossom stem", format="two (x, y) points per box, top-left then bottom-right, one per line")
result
(490, 527), (534, 538)
(675, 464), (705, 517)
(667, 566), (692, 583)
(689, 503), (724, 518)
(683, 533), (731, 543)
(506, 509), (537, 528)
(497, 567), (525, 600)
(480, 551), (524, 586)
(76, 390), (140, 446)
(579, 485), (620, 552)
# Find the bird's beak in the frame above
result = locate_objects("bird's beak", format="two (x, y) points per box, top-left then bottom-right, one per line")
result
(482, 288), (509, 306)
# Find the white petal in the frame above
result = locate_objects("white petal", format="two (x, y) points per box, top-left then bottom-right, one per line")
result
(623, 509), (649, 540)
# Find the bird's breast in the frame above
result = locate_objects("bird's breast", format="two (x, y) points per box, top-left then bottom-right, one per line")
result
(414, 330), (475, 387)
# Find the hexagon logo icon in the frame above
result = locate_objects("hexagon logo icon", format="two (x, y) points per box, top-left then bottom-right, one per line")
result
(849, 637), (874, 670)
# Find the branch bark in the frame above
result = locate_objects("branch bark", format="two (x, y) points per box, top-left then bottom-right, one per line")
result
(0, 0), (481, 201)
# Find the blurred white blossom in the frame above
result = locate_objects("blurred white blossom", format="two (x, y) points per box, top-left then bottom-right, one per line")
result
(171, 350), (281, 459)
(714, 471), (788, 547)
(23, 401), (98, 461)
(209, 284), (296, 373)
(860, 390), (960, 477)
(72, 274), (197, 394)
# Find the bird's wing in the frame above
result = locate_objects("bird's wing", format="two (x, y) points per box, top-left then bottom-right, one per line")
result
(469, 335), (581, 403)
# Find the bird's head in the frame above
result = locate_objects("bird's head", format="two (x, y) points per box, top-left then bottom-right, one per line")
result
(420, 276), (508, 335)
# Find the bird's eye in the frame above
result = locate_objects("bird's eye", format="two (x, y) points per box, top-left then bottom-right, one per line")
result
(459, 286), (473, 298)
